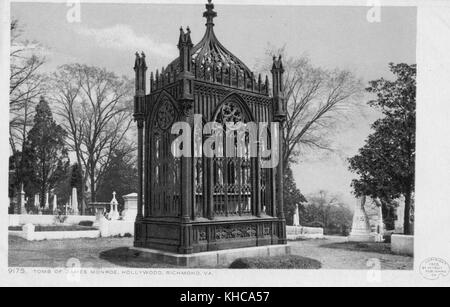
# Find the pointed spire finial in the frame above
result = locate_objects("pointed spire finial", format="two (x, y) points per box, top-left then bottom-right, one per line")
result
(203, 0), (217, 28)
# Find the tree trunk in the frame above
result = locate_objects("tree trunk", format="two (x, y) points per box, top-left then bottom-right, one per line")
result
(40, 159), (46, 210)
(40, 185), (46, 211)
(90, 163), (96, 203)
(403, 189), (412, 235)
(75, 154), (86, 216)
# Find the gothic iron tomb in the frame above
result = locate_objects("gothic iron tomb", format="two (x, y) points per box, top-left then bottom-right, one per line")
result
(133, 0), (287, 254)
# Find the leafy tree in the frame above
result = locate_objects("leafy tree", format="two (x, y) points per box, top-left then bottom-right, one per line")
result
(349, 63), (416, 235)
(27, 97), (69, 207)
(96, 145), (138, 210)
(284, 167), (306, 225)
(9, 140), (38, 198)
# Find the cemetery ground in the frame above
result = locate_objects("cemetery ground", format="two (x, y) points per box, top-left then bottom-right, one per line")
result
(9, 235), (413, 270)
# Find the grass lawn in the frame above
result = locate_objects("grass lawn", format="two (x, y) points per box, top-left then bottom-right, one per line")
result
(9, 225), (98, 232)
(230, 255), (322, 269)
(9, 235), (412, 270)
(99, 248), (184, 268)
(320, 242), (402, 256)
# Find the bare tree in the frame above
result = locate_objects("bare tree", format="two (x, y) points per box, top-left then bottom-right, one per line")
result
(260, 48), (364, 169)
(9, 20), (47, 205)
(10, 20), (47, 154)
(50, 64), (134, 214)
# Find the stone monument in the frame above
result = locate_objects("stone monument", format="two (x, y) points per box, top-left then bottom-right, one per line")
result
(293, 204), (300, 227)
(53, 195), (58, 213)
(122, 193), (138, 221)
(349, 196), (375, 242)
(20, 184), (26, 214)
(34, 194), (40, 208)
(72, 188), (79, 215)
(44, 192), (50, 210)
(108, 192), (120, 221)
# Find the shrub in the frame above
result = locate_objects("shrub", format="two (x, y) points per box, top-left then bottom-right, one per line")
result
(230, 255), (322, 269)
(79, 221), (94, 227)
(54, 213), (68, 224)
(383, 233), (392, 243)
(8, 226), (22, 231)
(34, 225), (97, 232)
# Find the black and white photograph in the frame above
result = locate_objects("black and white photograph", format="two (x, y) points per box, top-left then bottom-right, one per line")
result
(0, 0), (449, 289)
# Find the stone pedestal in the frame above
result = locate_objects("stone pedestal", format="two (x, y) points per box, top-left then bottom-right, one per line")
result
(108, 192), (120, 221)
(131, 245), (291, 268)
(122, 193), (138, 221)
(349, 196), (375, 242)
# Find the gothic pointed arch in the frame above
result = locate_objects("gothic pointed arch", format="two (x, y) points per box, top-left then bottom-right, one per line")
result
(213, 93), (255, 124)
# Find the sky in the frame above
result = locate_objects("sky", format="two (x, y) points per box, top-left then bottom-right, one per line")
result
(11, 2), (417, 206)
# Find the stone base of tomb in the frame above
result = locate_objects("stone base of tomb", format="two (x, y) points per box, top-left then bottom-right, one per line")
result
(131, 244), (291, 268)
(134, 216), (287, 255)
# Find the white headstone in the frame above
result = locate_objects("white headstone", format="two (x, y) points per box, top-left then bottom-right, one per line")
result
(293, 204), (300, 227)
(72, 188), (79, 215)
(34, 194), (40, 208)
(121, 193), (138, 221)
(53, 195), (58, 213)
(349, 196), (375, 242)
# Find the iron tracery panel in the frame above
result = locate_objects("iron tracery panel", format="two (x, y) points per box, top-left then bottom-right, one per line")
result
(148, 95), (181, 218)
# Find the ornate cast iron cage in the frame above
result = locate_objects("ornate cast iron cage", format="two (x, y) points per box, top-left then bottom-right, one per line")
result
(133, 0), (287, 254)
